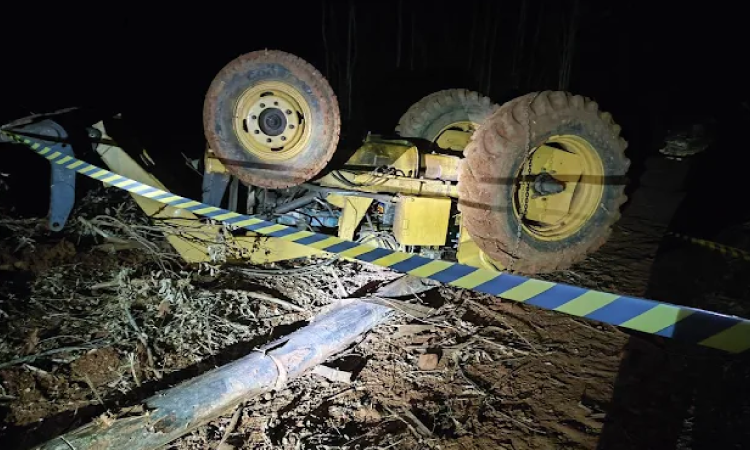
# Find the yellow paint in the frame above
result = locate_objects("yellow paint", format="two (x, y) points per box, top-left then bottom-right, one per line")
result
(278, 230), (315, 242)
(318, 171), (457, 198)
(435, 128), (472, 152)
(326, 194), (346, 208)
(344, 136), (420, 177)
(159, 195), (184, 204)
(498, 279), (555, 302)
(91, 169), (110, 178)
(174, 200), (201, 209)
(46, 151), (62, 160)
(231, 218), (263, 228)
(620, 304), (692, 333)
(700, 322), (750, 353)
(456, 214), (505, 271)
(513, 135), (605, 241)
(130, 184), (153, 193)
(252, 223), (290, 235)
(554, 291), (619, 316)
(337, 196), (373, 241)
(450, 269), (501, 290)
(101, 174), (122, 183)
(423, 153), (461, 181)
(233, 81), (311, 161)
(407, 259), (454, 277)
(393, 196), (451, 246)
(371, 252), (413, 267)
(431, 121), (477, 152)
(193, 206), (221, 215)
(86, 121), (321, 265)
(204, 148), (228, 174)
(338, 244), (379, 258)
(56, 155), (73, 165)
(305, 236), (344, 250)
(67, 160), (85, 170)
(235, 234), (322, 263)
(142, 189), (167, 198)
(518, 145), (582, 225)
(212, 211), (242, 221)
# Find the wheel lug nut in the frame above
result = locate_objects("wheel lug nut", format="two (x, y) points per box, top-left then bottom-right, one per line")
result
(285, 110), (292, 115)
(266, 138), (272, 143)
(281, 136), (287, 141)
(251, 115), (257, 120)
(289, 124), (295, 129)
(254, 130), (260, 134)
(260, 103), (266, 108)
(274, 101), (279, 106)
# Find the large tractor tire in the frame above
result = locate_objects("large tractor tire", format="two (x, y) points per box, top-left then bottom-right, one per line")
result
(459, 91), (629, 273)
(204, 50), (340, 189)
(396, 89), (498, 145)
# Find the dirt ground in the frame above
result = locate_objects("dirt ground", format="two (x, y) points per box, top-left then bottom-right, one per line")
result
(1, 154), (749, 450)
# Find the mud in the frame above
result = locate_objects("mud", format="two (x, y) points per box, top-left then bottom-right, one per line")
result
(0, 154), (749, 449)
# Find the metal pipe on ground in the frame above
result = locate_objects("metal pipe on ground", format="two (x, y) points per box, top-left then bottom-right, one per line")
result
(34, 300), (392, 450)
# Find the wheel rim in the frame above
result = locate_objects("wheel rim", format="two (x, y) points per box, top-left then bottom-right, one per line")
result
(432, 121), (478, 151)
(233, 81), (312, 161)
(512, 134), (605, 242)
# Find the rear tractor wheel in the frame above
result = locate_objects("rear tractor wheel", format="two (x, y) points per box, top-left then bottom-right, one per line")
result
(396, 89), (498, 150)
(203, 50), (340, 189)
(459, 91), (630, 274)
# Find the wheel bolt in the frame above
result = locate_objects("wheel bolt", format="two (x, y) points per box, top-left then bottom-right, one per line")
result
(260, 103), (266, 108)
(266, 138), (272, 143)
(289, 124), (295, 129)
(251, 115), (257, 120)
(274, 101), (279, 106)
(285, 110), (292, 115)
(254, 130), (260, 134)
(281, 136), (287, 141)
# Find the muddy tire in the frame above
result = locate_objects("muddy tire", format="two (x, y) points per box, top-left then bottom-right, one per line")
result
(395, 89), (498, 141)
(204, 50), (340, 189)
(458, 91), (629, 273)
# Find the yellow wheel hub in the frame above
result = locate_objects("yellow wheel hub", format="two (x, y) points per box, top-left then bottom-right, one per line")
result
(233, 81), (312, 161)
(434, 121), (477, 151)
(513, 135), (605, 241)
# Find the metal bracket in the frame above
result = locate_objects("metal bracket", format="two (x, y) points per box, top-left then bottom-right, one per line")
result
(15, 120), (76, 231)
(201, 171), (231, 208)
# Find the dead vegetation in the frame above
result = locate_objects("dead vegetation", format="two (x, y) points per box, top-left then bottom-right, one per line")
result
(1, 185), (748, 449)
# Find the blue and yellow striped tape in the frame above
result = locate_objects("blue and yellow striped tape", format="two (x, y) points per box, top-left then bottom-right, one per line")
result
(5, 131), (750, 353)
(667, 232), (750, 262)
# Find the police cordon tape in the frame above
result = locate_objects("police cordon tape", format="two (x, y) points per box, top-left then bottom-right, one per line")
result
(667, 232), (750, 262)
(4, 130), (750, 353)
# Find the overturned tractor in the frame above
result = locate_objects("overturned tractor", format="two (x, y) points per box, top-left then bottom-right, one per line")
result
(2, 49), (629, 275)
(200, 50), (629, 274)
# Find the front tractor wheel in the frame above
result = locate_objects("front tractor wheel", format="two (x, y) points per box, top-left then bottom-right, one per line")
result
(203, 50), (340, 189)
(458, 91), (629, 274)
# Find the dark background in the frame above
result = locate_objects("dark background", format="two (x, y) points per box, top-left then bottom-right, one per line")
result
(0, 1), (748, 230)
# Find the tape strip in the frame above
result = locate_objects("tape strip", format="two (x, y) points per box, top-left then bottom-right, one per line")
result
(5, 131), (750, 353)
(667, 232), (750, 262)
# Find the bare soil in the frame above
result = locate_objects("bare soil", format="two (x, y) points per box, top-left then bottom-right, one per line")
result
(0, 156), (749, 450)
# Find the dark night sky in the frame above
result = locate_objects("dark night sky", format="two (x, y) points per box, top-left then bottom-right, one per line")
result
(1, 1), (747, 225)
(1, 3), (744, 138)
